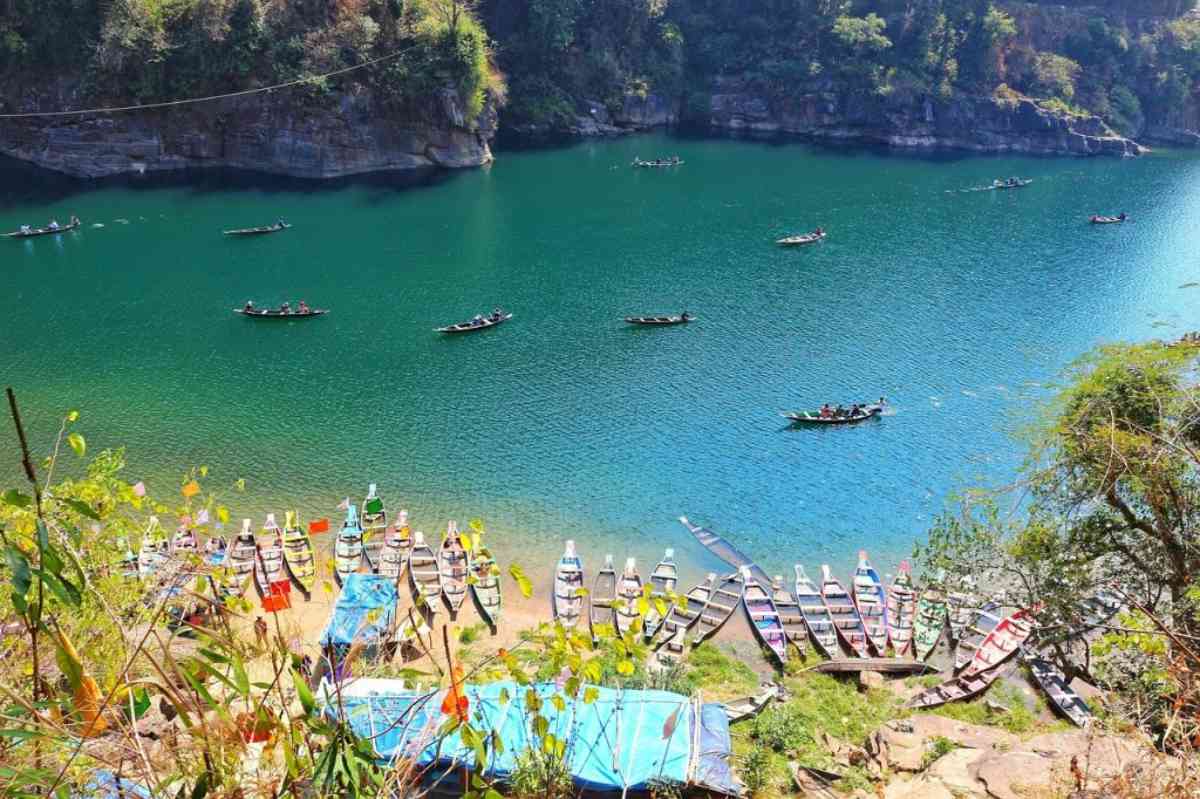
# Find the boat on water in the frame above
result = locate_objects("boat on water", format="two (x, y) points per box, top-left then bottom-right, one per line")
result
(590, 554), (617, 640)
(223, 220), (291, 236)
(334, 504), (364, 586)
(885, 561), (917, 657)
(946, 576), (980, 643)
(655, 573), (716, 665)
(960, 607), (1037, 676)
(1090, 213), (1127, 224)
(992, 178), (1032, 189)
(794, 565), (839, 657)
(234, 303), (327, 319)
(694, 571), (744, 645)
(361, 484), (388, 572)
(852, 551), (889, 655)
(906, 660), (1013, 709)
(954, 600), (1003, 671)
(254, 515), (286, 597)
(552, 540), (585, 629)
(913, 571), (949, 660)
(5, 217), (80, 238)
(376, 509), (411, 582)
(615, 558), (643, 638)
(643, 548), (678, 640)
(137, 516), (170, 580)
(470, 541), (502, 627)
(1025, 653), (1092, 727)
(632, 156), (683, 168)
(438, 522), (470, 616)
(281, 511), (316, 596)
(743, 567), (788, 666)
(677, 516), (772, 586)
(171, 524), (199, 557)
(771, 575), (808, 655)
(409, 531), (441, 614)
(436, 309), (511, 333)
(783, 401), (885, 425)
(222, 520), (259, 596)
(624, 313), (694, 326)
(775, 229), (826, 247)
(821, 565), (869, 657)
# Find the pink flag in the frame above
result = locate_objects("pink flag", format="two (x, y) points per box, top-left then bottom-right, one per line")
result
(179, 515), (192, 527)
(337, 497), (350, 511)
(195, 508), (210, 525)
(132, 481), (146, 497)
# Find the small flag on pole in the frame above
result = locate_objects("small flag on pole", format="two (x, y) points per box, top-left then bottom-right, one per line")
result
(309, 518), (330, 535)
(195, 508), (210, 525)
(337, 498), (350, 511)
(132, 481), (146, 497)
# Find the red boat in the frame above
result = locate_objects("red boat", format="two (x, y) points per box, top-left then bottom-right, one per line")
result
(960, 606), (1038, 676)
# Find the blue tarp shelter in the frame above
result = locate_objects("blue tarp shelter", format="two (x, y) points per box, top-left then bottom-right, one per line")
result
(319, 573), (398, 648)
(321, 678), (739, 795)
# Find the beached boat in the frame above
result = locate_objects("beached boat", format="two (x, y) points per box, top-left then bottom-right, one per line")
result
(811, 658), (938, 676)
(794, 565), (839, 657)
(783, 403), (884, 425)
(1090, 214), (1126, 224)
(790, 762), (842, 799)
(954, 601), (1002, 671)
(947, 576), (980, 643)
(376, 509), (411, 582)
(438, 522), (470, 616)
(470, 541), (502, 627)
(137, 516), (170, 580)
(334, 505), (364, 586)
(913, 571), (949, 660)
(624, 314), (694, 326)
(742, 567), (788, 666)
(171, 524), (199, 557)
(821, 565), (869, 658)
(886, 561), (917, 657)
(960, 607), (1037, 676)
(223, 221), (291, 236)
(694, 571), (744, 645)
(852, 551), (889, 655)
(906, 661), (1013, 709)
(254, 515), (286, 597)
(775, 230), (826, 246)
(656, 573), (716, 665)
(233, 305), (327, 319)
(632, 157), (683, 168)
(1026, 654), (1092, 727)
(221, 520), (258, 596)
(643, 548), (678, 640)
(5, 218), (81, 238)
(435, 310), (511, 333)
(552, 541), (585, 629)
(771, 575), (808, 655)
(360, 484), (388, 565)
(724, 684), (779, 723)
(281, 511), (316, 596)
(589, 554), (617, 639)
(615, 558), (643, 638)
(409, 531), (441, 614)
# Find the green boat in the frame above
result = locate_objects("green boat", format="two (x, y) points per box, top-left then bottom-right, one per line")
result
(912, 568), (948, 660)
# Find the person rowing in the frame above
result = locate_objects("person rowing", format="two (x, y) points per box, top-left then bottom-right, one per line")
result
(48, 219), (59, 230)
(279, 301), (291, 315)
(491, 308), (503, 321)
(244, 300), (255, 313)
(819, 403), (832, 418)
(298, 300), (310, 314)
(680, 310), (691, 322)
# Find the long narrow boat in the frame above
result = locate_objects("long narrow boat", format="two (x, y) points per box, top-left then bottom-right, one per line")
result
(783, 404), (883, 425)
(438, 522), (470, 616)
(913, 570), (948, 660)
(642, 548), (678, 641)
(254, 517), (286, 598)
(742, 567), (788, 666)
(470, 541), (502, 627)
(794, 565), (839, 657)
(724, 684), (779, 723)
(1025, 654), (1092, 727)
(221, 520), (258, 596)
(138, 516), (170, 580)
(885, 561), (917, 658)
(852, 551), (889, 655)
(280, 510), (316, 596)
(590, 555), (617, 640)
(435, 311), (512, 334)
(632, 157), (683, 168)
(655, 573), (716, 666)
(171, 523), (199, 558)
(361, 484), (387, 572)
(906, 661), (1014, 709)
(552, 541), (584, 629)
(771, 575), (808, 656)
(693, 571), (744, 645)
(954, 601), (1002, 671)
(409, 531), (441, 615)
(233, 307), (328, 319)
(1089, 214), (1126, 225)
(334, 505), (364, 587)
(946, 576), (980, 643)
(992, 178), (1032, 189)
(678, 516), (772, 586)
(775, 230), (825, 246)
(223, 221), (290, 236)
(960, 607), (1037, 676)
(614, 558), (643, 638)
(811, 658), (938, 676)
(377, 509), (411, 582)
(820, 565), (869, 658)
(624, 314), (693, 326)
(5, 219), (81, 238)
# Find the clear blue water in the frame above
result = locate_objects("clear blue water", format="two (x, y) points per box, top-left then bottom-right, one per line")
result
(2, 134), (1198, 588)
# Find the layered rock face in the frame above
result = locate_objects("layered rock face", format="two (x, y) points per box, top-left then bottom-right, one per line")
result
(0, 84), (496, 179)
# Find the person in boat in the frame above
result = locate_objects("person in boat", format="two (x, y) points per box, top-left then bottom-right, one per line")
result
(298, 300), (310, 314)
(19, 224), (31, 235)
(834, 403), (846, 418)
(491, 308), (503, 321)
(277, 218), (287, 228)
(471, 314), (484, 326)
(815, 227), (824, 236)
(820, 403), (832, 418)
(279, 301), (291, 315)
(680, 310), (691, 322)
(48, 219), (59, 230)
(69, 215), (79, 227)
(1118, 212), (1127, 221)
(244, 300), (255, 313)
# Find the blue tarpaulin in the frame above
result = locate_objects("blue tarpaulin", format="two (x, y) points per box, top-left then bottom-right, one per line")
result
(322, 679), (739, 795)
(318, 573), (397, 647)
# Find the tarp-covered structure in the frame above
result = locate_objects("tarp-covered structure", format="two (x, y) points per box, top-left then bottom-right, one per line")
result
(319, 678), (739, 796)
(319, 573), (397, 648)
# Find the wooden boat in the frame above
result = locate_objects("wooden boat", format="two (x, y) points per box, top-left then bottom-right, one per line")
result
(771, 575), (808, 655)
(678, 516), (772, 586)
(992, 178), (1032, 189)
(409, 531), (441, 614)
(361, 484), (387, 572)
(5, 218), (80, 238)
(811, 657), (938, 676)
(223, 221), (290, 236)
(913, 571), (948, 660)
(886, 560), (917, 657)
(614, 558), (643, 638)
(742, 567), (788, 666)
(946, 576), (980, 643)
(280, 511), (316, 596)
(906, 660), (1013, 709)
(334, 505), (364, 586)
(790, 762), (841, 799)
(775, 230), (826, 247)
(589, 554), (617, 639)
(233, 307), (327, 319)
(655, 624), (689, 668)
(724, 684), (779, 723)
(783, 403), (884, 425)
(435, 310), (512, 334)
(438, 522), (470, 616)
(642, 548), (678, 641)
(820, 565), (869, 657)
(171, 524), (199, 557)
(794, 565), (838, 657)
(376, 509), (411, 582)
(624, 314), (694, 326)
(221, 520), (258, 596)
(655, 572), (716, 665)
(632, 157), (683, 168)
(961, 607), (1037, 676)
(254, 517), (286, 598)
(954, 600), (1002, 671)
(137, 516), (170, 580)
(852, 551), (889, 655)
(1026, 654), (1092, 727)
(1090, 214), (1126, 224)
(694, 571), (743, 645)
(470, 541), (502, 627)
(552, 540), (585, 629)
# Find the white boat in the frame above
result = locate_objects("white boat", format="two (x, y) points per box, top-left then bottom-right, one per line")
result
(642, 548), (678, 641)
(852, 551), (889, 655)
(409, 531), (441, 614)
(438, 521), (470, 616)
(771, 575), (808, 655)
(614, 558), (643, 638)
(377, 509), (412, 581)
(334, 504), (364, 586)
(742, 566), (788, 666)
(254, 514), (286, 597)
(794, 565), (838, 656)
(590, 554), (617, 640)
(552, 540), (585, 630)
(221, 519), (258, 596)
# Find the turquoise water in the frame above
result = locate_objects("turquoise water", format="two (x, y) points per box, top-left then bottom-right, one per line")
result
(3, 134), (1199, 588)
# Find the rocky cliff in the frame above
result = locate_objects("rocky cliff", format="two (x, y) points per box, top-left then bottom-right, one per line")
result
(0, 83), (496, 179)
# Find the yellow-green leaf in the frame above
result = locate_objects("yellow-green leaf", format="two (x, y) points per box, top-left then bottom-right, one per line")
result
(468, 518), (484, 533)
(460, 533), (473, 554)
(199, 465), (208, 477)
(583, 687), (599, 704)
(66, 410), (79, 423)
(550, 694), (566, 713)
(67, 433), (85, 458)
(234, 478), (246, 492)
(216, 506), (230, 525)
(509, 564), (533, 598)
(616, 659), (635, 677)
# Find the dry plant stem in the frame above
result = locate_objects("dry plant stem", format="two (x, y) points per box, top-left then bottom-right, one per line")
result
(7, 387), (47, 710)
